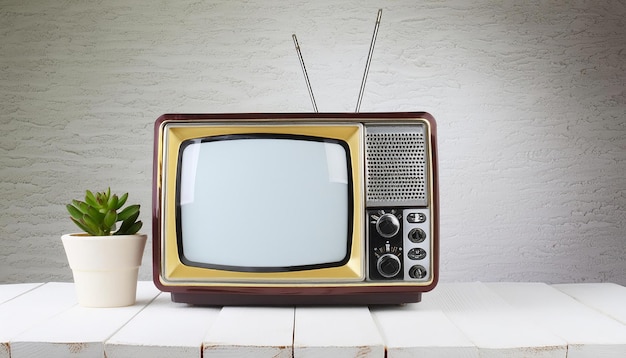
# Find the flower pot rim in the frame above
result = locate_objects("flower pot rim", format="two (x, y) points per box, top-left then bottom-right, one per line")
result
(63, 232), (147, 239)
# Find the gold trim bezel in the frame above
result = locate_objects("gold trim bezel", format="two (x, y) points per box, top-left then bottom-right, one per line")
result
(158, 122), (364, 284)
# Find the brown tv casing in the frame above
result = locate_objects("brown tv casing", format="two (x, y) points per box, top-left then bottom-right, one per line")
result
(152, 112), (439, 305)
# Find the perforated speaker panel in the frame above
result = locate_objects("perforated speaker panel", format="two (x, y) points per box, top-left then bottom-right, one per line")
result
(365, 124), (428, 207)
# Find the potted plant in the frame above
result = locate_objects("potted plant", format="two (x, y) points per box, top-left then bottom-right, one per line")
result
(62, 188), (146, 307)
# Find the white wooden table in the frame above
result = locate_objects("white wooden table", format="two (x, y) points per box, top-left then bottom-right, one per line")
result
(1, 281), (625, 358)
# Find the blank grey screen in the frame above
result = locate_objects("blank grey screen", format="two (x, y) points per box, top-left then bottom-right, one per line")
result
(178, 137), (350, 269)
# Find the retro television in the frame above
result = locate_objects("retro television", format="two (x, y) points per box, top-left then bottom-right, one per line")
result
(152, 112), (439, 305)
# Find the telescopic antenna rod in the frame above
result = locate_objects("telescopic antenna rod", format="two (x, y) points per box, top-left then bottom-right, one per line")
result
(292, 34), (319, 113)
(355, 8), (382, 113)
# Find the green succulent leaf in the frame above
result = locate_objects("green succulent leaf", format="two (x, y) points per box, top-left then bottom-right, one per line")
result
(96, 192), (105, 206)
(86, 206), (105, 222)
(84, 190), (98, 208)
(126, 221), (143, 235)
(107, 194), (118, 211)
(72, 200), (90, 215)
(116, 193), (128, 210)
(70, 216), (93, 234)
(70, 217), (90, 233)
(115, 220), (142, 235)
(125, 210), (140, 225)
(66, 204), (83, 221)
(81, 214), (102, 236)
(103, 209), (117, 229)
(117, 205), (140, 221)
(117, 210), (140, 233)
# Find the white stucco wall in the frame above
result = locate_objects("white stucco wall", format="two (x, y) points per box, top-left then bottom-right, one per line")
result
(1, 1), (624, 285)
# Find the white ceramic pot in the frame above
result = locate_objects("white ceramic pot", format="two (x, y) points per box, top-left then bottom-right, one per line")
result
(61, 233), (147, 308)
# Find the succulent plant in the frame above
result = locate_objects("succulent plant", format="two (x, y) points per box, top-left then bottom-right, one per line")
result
(66, 188), (143, 236)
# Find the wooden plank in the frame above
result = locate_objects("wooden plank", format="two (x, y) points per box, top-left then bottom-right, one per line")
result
(492, 283), (626, 355)
(488, 282), (626, 358)
(554, 283), (626, 325)
(9, 282), (159, 358)
(370, 305), (478, 358)
(293, 306), (384, 358)
(203, 306), (294, 358)
(419, 282), (567, 358)
(0, 283), (78, 358)
(105, 292), (221, 358)
(0, 283), (42, 305)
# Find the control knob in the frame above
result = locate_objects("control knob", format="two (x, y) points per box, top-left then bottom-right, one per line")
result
(376, 253), (401, 278)
(375, 213), (400, 238)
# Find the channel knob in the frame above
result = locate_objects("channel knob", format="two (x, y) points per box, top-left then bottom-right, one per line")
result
(376, 253), (401, 278)
(376, 213), (400, 238)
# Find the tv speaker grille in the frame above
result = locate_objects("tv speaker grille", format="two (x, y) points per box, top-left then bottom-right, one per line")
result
(365, 125), (428, 207)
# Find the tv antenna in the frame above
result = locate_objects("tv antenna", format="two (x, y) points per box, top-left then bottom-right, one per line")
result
(355, 8), (382, 113)
(292, 9), (383, 113)
(292, 34), (318, 112)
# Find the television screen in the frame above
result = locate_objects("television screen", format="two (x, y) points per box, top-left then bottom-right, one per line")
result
(176, 134), (352, 272)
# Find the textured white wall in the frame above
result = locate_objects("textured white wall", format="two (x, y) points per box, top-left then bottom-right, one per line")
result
(1, 1), (625, 285)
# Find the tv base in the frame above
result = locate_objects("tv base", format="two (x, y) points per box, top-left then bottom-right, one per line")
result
(170, 288), (423, 306)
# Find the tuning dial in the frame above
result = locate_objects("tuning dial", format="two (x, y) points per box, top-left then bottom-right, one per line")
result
(375, 213), (400, 238)
(376, 253), (401, 278)
(409, 265), (427, 279)
(408, 228), (426, 243)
